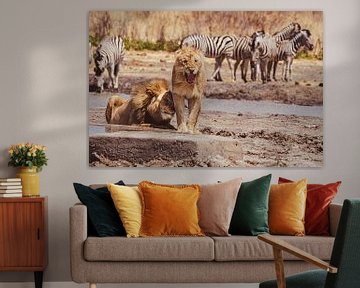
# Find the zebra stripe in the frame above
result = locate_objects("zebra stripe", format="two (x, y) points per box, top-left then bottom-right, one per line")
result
(94, 35), (125, 93)
(181, 34), (235, 81)
(250, 33), (277, 83)
(272, 22), (301, 43)
(181, 34), (234, 58)
(273, 29), (314, 81)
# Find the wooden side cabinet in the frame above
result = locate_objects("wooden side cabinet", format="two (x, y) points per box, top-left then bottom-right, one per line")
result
(0, 197), (47, 288)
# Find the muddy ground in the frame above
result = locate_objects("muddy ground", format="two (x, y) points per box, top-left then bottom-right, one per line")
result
(89, 50), (323, 167)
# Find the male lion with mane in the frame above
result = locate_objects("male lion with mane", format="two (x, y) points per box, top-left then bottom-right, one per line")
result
(172, 46), (206, 134)
(105, 78), (175, 129)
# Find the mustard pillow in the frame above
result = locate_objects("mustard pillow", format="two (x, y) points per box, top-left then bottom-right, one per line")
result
(269, 179), (307, 236)
(107, 183), (142, 238)
(138, 181), (204, 237)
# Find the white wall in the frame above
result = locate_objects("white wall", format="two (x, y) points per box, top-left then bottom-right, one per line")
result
(0, 0), (359, 283)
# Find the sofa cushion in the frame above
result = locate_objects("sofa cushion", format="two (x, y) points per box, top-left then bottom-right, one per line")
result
(84, 236), (214, 261)
(199, 178), (242, 236)
(229, 174), (271, 236)
(139, 181), (203, 237)
(279, 177), (341, 236)
(107, 184), (142, 238)
(269, 179), (307, 236)
(73, 181), (126, 237)
(212, 236), (334, 261)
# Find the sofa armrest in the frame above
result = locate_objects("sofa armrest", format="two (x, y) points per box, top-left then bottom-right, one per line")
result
(329, 203), (342, 237)
(69, 203), (88, 283)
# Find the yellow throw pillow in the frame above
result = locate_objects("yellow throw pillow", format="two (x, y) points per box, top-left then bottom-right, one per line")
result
(107, 183), (142, 238)
(138, 181), (204, 237)
(269, 179), (307, 236)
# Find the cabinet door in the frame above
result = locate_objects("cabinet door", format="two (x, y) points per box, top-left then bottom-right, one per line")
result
(0, 202), (44, 268)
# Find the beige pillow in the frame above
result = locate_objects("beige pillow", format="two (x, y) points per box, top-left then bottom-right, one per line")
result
(198, 178), (242, 236)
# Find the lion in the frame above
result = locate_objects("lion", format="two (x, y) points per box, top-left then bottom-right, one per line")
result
(105, 78), (175, 129)
(172, 46), (206, 133)
(105, 95), (129, 124)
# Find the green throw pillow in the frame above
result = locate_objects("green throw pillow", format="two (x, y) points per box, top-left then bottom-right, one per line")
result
(229, 174), (272, 236)
(73, 181), (126, 237)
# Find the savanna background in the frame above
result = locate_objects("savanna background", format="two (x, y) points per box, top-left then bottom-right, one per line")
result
(89, 11), (323, 57)
(88, 11), (323, 167)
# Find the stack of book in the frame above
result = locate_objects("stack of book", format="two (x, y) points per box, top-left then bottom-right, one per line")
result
(0, 178), (22, 197)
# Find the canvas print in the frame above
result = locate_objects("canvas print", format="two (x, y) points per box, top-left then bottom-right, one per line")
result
(88, 11), (323, 167)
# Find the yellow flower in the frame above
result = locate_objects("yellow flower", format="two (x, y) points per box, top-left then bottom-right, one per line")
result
(9, 142), (48, 169)
(36, 145), (46, 151)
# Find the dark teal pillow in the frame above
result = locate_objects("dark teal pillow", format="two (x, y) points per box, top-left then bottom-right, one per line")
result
(229, 174), (272, 236)
(73, 181), (126, 237)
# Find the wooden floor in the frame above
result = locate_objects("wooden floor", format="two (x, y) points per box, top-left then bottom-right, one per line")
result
(0, 283), (259, 288)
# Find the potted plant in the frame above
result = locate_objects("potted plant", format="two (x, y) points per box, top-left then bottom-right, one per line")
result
(8, 143), (48, 197)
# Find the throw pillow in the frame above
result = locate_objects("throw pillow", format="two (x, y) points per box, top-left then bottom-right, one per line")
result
(278, 177), (341, 236)
(269, 179), (307, 236)
(198, 178), (242, 236)
(107, 183), (142, 238)
(138, 181), (203, 237)
(73, 181), (126, 237)
(229, 174), (272, 236)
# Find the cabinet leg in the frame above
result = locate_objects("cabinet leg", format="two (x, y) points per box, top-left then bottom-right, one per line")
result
(34, 271), (43, 288)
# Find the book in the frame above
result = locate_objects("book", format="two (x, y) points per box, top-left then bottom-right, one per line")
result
(0, 193), (22, 198)
(0, 182), (22, 186)
(0, 189), (22, 193)
(0, 178), (21, 182)
(0, 186), (22, 190)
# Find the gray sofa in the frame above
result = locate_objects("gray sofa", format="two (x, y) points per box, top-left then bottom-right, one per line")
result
(70, 202), (342, 287)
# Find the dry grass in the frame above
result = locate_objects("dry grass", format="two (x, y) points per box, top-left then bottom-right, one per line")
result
(89, 11), (323, 56)
(89, 11), (322, 40)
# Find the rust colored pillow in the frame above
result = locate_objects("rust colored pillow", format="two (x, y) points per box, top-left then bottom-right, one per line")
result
(278, 177), (341, 236)
(269, 179), (307, 236)
(138, 181), (204, 237)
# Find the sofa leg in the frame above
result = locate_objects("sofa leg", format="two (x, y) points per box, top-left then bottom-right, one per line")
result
(89, 283), (96, 288)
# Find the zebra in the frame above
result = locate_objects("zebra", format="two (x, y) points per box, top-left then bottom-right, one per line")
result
(250, 32), (277, 84)
(245, 23), (301, 82)
(273, 29), (314, 82)
(181, 34), (235, 81)
(272, 22), (301, 43)
(230, 30), (267, 82)
(94, 36), (125, 93)
(231, 36), (255, 82)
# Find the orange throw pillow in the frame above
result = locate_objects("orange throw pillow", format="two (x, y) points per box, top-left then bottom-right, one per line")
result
(138, 181), (204, 237)
(278, 177), (341, 236)
(269, 179), (307, 236)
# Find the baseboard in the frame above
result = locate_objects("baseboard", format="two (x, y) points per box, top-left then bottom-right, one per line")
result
(0, 282), (259, 288)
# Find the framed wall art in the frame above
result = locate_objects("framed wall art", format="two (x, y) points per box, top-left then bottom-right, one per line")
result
(88, 11), (323, 167)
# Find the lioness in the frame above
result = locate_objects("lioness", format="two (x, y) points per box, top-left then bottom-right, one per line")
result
(172, 46), (206, 133)
(105, 78), (175, 129)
